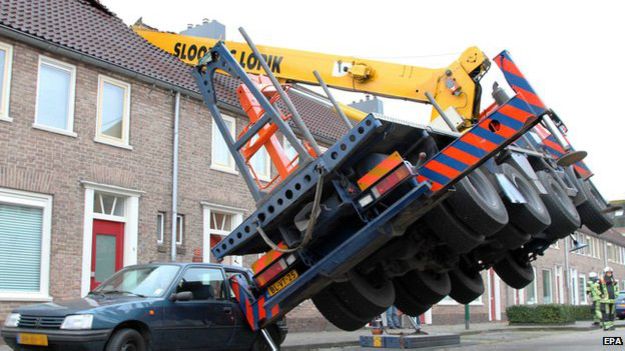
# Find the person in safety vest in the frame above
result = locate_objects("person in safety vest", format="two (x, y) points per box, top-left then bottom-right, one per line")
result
(587, 272), (602, 326)
(600, 266), (619, 331)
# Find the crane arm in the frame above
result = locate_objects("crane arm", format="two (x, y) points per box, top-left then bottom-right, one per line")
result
(134, 29), (489, 125)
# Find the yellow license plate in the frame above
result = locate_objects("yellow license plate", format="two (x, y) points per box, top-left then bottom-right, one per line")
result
(268, 270), (298, 296)
(18, 333), (48, 346)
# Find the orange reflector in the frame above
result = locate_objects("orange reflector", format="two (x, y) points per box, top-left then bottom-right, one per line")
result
(357, 151), (404, 191)
(252, 242), (288, 275)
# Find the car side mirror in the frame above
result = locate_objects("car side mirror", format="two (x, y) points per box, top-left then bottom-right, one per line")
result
(171, 291), (193, 302)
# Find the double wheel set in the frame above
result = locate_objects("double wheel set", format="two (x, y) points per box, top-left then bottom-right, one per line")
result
(312, 136), (613, 331)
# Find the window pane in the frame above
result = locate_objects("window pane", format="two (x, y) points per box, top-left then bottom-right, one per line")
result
(37, 63), (71, 130)
(212, 119), (233, 168)
(210, 212), (232, 232)
(101, 82), (125, 139)
(176, 215), (184, 244)
(0, 204), (43, 291)
(94, 235), (117, 282)
(284, 138), (299, 166)
(0, 49), (5, 106)
(157, 213), (164, 243)
(176, 268), (226, 300)
(542, 270), (552, 303)
(250, 145), (269, 179)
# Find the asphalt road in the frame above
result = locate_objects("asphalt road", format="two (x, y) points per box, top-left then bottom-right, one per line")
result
(320, 328), (625, 351)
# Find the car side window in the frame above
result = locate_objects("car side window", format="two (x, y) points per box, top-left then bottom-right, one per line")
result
(176, 267), (227, 301)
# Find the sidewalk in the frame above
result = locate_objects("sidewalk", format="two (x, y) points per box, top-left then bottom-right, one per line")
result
(282, 320), (618, 350)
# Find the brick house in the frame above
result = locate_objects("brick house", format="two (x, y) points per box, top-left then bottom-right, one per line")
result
(0, 0), (622, 333)
(0, 0), (348, 329)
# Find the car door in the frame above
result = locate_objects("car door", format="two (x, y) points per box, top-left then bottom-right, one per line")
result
(225, 270), (257, 349)
(162, 266), (237, 350)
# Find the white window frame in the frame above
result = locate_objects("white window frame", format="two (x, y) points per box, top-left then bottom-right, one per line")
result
(210, 115), (237, 174)
(95, 75), (132, 148)
(0, 187), (52, 301)
(33, 55), (77, 137)
(0, 41), (13, 121)
(157, 212), (165, 245)
(201, 202), (244, 266)
(176, 214), (184, 246)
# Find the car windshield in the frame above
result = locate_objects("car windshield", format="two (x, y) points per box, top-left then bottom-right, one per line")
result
(92, 265), (180, 298)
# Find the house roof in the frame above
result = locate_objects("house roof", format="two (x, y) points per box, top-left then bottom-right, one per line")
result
(0, 0), (348, 142)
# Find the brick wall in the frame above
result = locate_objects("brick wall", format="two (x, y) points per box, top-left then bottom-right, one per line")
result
(0, 35), (257, 317)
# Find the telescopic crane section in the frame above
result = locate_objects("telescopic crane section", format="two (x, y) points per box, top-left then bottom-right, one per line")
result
(135, 29), (489, 126)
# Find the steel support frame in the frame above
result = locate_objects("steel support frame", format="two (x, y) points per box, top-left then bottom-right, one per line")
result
(192, 42), (312, 202)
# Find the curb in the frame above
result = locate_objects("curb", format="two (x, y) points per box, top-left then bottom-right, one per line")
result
(283, 341), (360, 350)
(283, 324), (609, 349)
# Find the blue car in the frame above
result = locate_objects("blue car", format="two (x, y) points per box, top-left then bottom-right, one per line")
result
(1, 263), (287, 350)
(616, 291), (625, 320)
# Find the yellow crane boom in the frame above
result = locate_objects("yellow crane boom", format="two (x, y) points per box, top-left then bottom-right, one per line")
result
(134, 28), (489, 127)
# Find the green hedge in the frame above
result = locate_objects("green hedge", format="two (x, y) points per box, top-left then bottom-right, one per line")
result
(506, 304), (582, 324)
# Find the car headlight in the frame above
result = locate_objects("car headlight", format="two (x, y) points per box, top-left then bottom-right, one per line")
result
(60, 314), (93, 330)
(3, 313), (20, 327)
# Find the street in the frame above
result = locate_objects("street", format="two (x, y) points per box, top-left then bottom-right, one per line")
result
(317, 328), (625, 351)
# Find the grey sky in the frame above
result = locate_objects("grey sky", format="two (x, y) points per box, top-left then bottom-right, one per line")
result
(102, 0), (624, 200)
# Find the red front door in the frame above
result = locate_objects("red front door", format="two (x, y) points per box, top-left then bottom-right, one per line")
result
(90, 220), (124, 290)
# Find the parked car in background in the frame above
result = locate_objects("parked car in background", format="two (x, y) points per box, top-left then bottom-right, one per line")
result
(1, 263), (287, 350)
(616, 291), (625, 320)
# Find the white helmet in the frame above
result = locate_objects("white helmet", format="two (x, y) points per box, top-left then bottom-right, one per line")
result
(589, 272), (598, 279)
(604, 266), (614, 273)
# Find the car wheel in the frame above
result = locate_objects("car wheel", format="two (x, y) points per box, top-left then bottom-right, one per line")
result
(536, 171), (581, 239)
(250, 324), (284, 351)
(105, 328), (146, 351)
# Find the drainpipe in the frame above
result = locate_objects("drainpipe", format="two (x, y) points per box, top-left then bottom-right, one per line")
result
(171, 92), (181, 261)
(563, 238), (570, 303)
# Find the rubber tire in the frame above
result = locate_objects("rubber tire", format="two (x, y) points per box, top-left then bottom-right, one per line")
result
(105, 328), (146, 351)
(449, 265), (484, 304)
(395, 270), (451, 305)
(393, 279), (432, 317)
(501, 163), (551, 234)
(423, 204), (484, 254)
(331, 271), (395, 321)
(492, 223), (531, 250)
(446, 169), (509, 237)
(312, 287), (369, 331)
(536, 171), (581, 239)
(493, 252), (534, 289)
(577, 179), (613, 234)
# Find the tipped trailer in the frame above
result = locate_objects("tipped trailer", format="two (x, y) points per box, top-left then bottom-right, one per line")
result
(189, 31), (564, 339)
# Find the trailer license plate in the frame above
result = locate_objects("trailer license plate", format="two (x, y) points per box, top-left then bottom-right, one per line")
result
(17, 333), (48, 346)
(268, 270), (298, 296)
